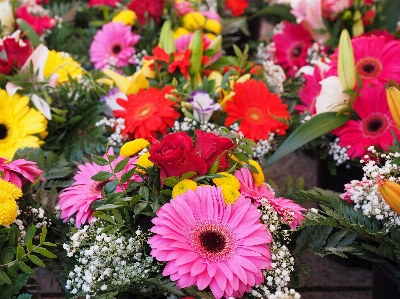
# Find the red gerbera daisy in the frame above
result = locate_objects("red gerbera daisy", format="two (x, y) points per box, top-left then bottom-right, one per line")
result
(127, 0), (164, 24)
(145, 46), (191, 78)
(114, 86), (180, 141)
(272, 22), (312, 77)
(332, 86), (400, 159)
(225, 0), (249, 17)
(224, 80), (290, 141)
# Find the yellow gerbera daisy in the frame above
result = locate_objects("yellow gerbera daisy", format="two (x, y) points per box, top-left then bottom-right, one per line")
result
(0, 89), (48, 159)
(220, 185), (240, 205)
(172, 179), (197, 198)
(112, 10), (137, 26)
(0, 179), (23, 200)
(120, 138), (150, 157)
(44, 50), (83, 84)
(248, 160), (265, 187)
(212, 172), (240, 190)
(0, 190), (18, 226)
(182, 12), (206, 31)
(136, 152), (154, 174)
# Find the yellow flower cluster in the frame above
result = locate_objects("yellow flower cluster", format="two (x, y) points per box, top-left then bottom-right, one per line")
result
(213, 172), (241, 205)
(0, 179), (23, 226)
(120, 138), (150, 157)
(136, 152), (154, 174)
(172, 179), (198, 198)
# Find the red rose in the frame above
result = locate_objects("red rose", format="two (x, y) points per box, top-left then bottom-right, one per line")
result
(127, 0), (164, 24)
(194, 130), (235, 172)
(0, 36), (32, 75)
(149, 132), (207, 180)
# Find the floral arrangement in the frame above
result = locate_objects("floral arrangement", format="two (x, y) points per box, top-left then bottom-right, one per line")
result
(59, 128), (306, 298)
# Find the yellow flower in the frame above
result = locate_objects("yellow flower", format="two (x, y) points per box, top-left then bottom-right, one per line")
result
(0, 191), (18, 226)
(172, 179), (197, 198)
(182, 12), (206, 31)
(248, 160), (264, 187)
(112, 10), (137, 26)
(221, 185), (240, 205)
(212, 172), (240, 190)
(204, 19), (221, 35)
(218, 74), (251, 109)
(120, 138), (150, 157)
(0, 179), (23, 200)
(44, 50), (83, 84)
(173, 27), (190, 39)
(0, 89), (48, 159)
(136, 152), (154, 174)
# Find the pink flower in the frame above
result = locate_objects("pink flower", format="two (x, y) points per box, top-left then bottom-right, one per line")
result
(174, 1), (195, 16)
(329, 35), (400, 87)
(58, 149), (141, 228)
(89, 22), (140, 70)
(290, 0), (331, 44)
(272, 22), (312, 77)
(333, 86), (400, 159)
(148, 186), (272, 299)
(15, 6), (56, 36)
(234, 168), (306, 229)
(88, 0), (120, 7)
(322, 0), (352, 20)
(0, 157), (44, 188)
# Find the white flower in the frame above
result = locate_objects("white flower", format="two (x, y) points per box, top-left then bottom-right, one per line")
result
(315, 76), (349, 114)
(188, 91), (221, 122)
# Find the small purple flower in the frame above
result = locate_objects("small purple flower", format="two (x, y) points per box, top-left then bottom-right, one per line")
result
(100, 87), (128, 117)
(188, 91), (221, 122)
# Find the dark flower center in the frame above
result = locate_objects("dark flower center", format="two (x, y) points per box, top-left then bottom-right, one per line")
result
(356, 57), (382, 79)
(0, 124), (8, 140)
(363, 114), (388, 136)
(291, 44), (303, 58)
(94, 180), (110, 192)
(112, 44), (122, 54)
(199, 230), (226, 253)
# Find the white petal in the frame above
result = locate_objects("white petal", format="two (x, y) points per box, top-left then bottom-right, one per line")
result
(30, 94), (52, 120)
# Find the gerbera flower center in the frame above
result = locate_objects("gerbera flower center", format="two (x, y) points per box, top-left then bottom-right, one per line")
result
(356, 57), (382, 79)
(134, 103), (154, 120)
(362, 114), (388, 136)
(290, 43), (303, 59)
(0, 124), (8, 140)
(111, 44), (122, 55)
(188, 220), (236, 262)
(246, 107), (264, 124)
(91, 180), (111, 193)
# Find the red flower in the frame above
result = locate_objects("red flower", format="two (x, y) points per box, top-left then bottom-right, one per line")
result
(225, 0), (249, 17)
(114, 86), (180, 141)
(127, 0), (164, 24)
(194, 130), (235, 172)
(0, 36), (32, 75)
(363, 9), (376, 26)
(87, 0), (120, 7)
(145, 46), (191, 78)
(149, 132), (208, 180)
(16, 6), (56, 36)
(225, 80), (290, 141)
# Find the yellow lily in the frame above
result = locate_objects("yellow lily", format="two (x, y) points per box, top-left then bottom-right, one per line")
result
(387, 86), (400, 130)
(217, 74), (251, 109)
(338, 29), (356, 91)
(378, 180), (400, 215)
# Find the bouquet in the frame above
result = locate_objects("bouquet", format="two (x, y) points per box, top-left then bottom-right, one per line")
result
(59, 128), (306, 298)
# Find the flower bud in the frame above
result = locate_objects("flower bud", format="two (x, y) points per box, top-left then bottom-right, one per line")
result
(158, 20), (176, 54)
(386, 86), (400, 130)
(207, 35), (222, 55)
(352, 10), (364, 37)
(338, 29), (356, 91)
(378, 180), (400, 215)
(0, 0), (14, 36)
(189, 30), (203, 77)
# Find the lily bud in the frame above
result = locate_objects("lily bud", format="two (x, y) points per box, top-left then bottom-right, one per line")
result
(0, 0), (14, 35)
(338, 29), (356, 91)
(352, 10), (364, 37)
(207, 35), (222, 55)
(158, 20), (176, 54)
(386, 86), (400, 130)
(378, 180), (400, 215)
(189, 30), (203, 77)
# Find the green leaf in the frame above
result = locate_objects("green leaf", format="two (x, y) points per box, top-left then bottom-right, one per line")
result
(114, 157), (130, 173)
(92, 212), (115, 223)
(27, 254), (45, 267)
(120, 168), (137, 184)
(15, 19), (42, 47)
(34, 247), (57, 259)
(91, 171), (113, 181)
(250, 4), (296, 22)
(17, 294), (32, 299)
(0, 269), (12, 285)
(180, 172), (196, 180)
(265, 112), (350, 166)
(16, 244), (24, 260)
(232, 44), (242, 58)
(26, 239), (33, 252)
(40, 226), (47, 244)
(104, 180), (118, 194)
(111, 209), (123, 223)
(2, 273), (30, 299)
(91, 155), (109, 166)
(3, 248), (14, 264)
(163, 177), (179, 187)
(24, 225), (36, 243)
(17, 261), (34, 274)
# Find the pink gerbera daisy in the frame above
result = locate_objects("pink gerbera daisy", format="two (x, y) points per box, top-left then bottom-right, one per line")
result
(332, 86), (400, 159)
(272, 22), (312, 77)
(329, 35), (400, 87)
(148, 186), (272, 299)
(0, 157), (44, 188)
(58, 150), (141, 228)
(89, 22), (140, 70)
(234, 168), (305, 229)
